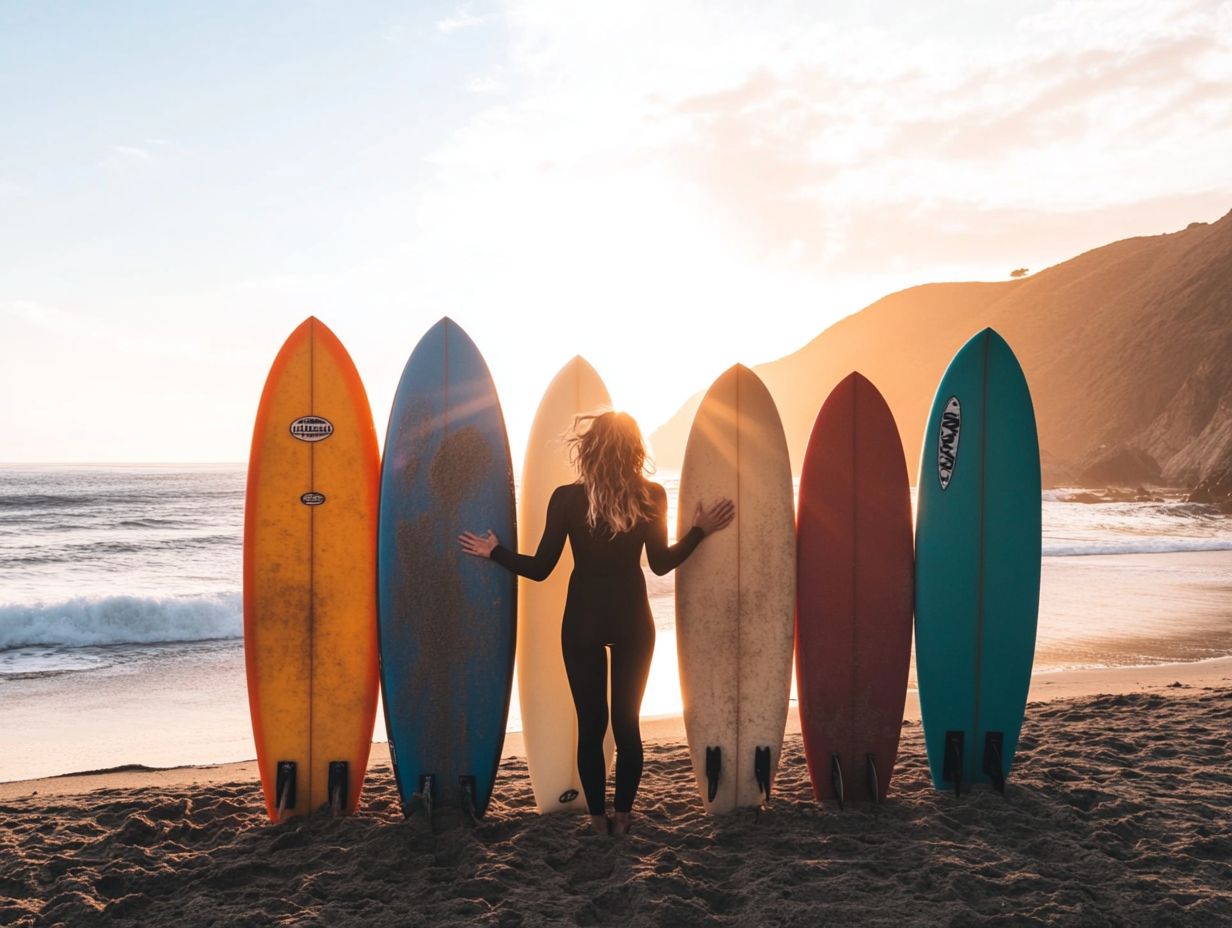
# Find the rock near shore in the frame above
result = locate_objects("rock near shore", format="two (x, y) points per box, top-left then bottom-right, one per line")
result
(1189, 462), (1232, 511)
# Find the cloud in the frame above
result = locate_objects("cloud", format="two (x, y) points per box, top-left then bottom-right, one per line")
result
(889, 32), (1232, 163)
(437, 8), (492, 34)
(1018, 0), (1213, 47)
(108, 145), (152, 161)
(100, 143), (162, 170)
(100, 139), (175, 169)
(467, 74), (505, 94)
(537, 0), (1232, 270)
(0, 298), (80, 333)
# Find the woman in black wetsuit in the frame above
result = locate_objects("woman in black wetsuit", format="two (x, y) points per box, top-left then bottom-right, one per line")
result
(459, 411), (733, 835)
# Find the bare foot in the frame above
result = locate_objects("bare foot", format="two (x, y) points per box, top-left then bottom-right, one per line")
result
(611, 811), (631, 836)
(589, 814), (610, 835)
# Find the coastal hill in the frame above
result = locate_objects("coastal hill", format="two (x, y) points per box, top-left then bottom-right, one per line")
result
(649, 208), (1232, 488)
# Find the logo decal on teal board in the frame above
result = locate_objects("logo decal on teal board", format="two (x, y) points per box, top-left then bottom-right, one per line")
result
(938, 396), (961, 490)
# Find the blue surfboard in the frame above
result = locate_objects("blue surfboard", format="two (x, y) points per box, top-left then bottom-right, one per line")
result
(378, 317), (516, 817)
(915, 328), (1041, 794)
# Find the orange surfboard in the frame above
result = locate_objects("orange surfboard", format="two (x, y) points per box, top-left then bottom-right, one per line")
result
(244, 317), (380, 820)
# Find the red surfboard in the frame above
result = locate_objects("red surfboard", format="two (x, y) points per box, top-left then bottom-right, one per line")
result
(796, 372), (914, 805)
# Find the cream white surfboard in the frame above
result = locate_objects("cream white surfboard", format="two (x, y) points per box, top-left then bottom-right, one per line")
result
(518, 356), (616, 813)
(676, 364), (796, 814)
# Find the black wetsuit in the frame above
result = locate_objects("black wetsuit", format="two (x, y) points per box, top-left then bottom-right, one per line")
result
(491, 482), (704, 814)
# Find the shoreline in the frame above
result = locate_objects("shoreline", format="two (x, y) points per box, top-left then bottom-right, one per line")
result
(4, 545), (1231, 783)
(5, 653), (1228, 801)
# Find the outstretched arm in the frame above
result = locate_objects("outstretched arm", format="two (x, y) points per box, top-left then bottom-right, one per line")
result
(459, 486), (569, 581)
(644, 485), (734, 576)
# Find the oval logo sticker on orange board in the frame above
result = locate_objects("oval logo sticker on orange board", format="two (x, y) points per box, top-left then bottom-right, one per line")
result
(300, 492), (327, 506)
(290, 416), (334, 442)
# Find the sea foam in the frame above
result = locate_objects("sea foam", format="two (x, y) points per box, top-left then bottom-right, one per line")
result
(0, 592), (242, 650)
(1044, 539), (1232, 556)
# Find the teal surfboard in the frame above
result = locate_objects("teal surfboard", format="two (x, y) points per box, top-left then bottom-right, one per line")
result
(915, 328), (1040, 794)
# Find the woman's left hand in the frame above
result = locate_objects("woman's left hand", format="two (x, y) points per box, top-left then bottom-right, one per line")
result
(458, 530), (499, 558)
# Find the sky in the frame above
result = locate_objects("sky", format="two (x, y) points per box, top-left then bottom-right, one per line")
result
(1, 0), (1230, 465)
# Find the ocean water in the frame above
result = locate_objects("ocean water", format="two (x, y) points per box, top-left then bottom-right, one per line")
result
(2, 464), (1231, 781)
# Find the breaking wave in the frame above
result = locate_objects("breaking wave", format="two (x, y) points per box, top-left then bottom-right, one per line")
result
(0, 592), (242, 650)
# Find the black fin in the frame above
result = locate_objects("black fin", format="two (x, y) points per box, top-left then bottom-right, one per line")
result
(275, 760), (297, 816)
(830, 753), (845, 810)
(705, 746), (722, 803)
(983, 732), (1005, 795)
(459, 775), (478, 820)
(754, 746), (772, 801)
(944, 731), (964, 797)
(865, 753), (880, 806)
(328, 761), (349, 815)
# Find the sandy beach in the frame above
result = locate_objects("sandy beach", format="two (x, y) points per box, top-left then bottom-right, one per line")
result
(3, 661), (1229, 927)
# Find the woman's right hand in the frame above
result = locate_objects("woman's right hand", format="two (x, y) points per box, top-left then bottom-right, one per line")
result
(693, 498), (735, 536)
(458, 530), (499, 558)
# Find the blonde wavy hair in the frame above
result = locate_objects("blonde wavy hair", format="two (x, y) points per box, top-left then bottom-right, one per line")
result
(567, 411), (657, 536)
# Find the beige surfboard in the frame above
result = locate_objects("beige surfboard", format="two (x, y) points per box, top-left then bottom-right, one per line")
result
(676, 364), (796, 814)
(518, 356), (616, 813)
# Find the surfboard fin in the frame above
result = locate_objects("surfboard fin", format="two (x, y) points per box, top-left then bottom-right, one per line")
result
(754, 746), (772, 801)
(865, 753), (879, 806)
(983, 732), (1005, 795)
(830, 753), (845, 809)
(416, 774), (435, 819)
(943, 731), (964, 797)
(328, 761), (349, 816)
(459, 776), (478, 820)
(705, 747), (722, 803)
(275, 760), (297, 818)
